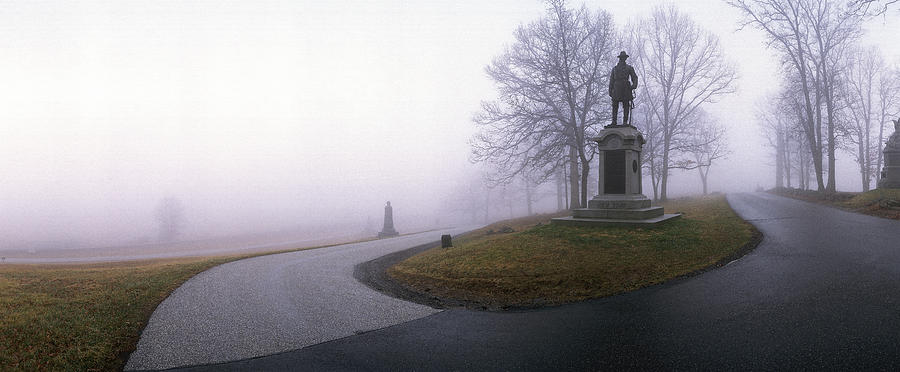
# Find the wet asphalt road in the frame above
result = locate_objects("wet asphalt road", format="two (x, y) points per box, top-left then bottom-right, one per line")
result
(172, 192), (900, 371)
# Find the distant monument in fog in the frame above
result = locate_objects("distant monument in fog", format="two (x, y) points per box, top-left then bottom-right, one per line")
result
(377, 201), (399, 238)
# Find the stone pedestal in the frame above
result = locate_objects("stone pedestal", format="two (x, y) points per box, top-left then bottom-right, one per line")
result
(878, 123), (900, 189)
(552, 125), (680, 227)
(377, 201), (399, 238)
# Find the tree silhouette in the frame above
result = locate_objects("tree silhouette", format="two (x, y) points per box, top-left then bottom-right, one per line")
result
(155, 196), (185, 242)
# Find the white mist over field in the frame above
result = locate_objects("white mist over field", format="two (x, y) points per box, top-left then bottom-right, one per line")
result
(0, 1), (898, 256)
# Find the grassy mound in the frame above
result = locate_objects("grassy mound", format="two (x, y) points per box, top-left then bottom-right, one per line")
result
(389, 195), (755, 308)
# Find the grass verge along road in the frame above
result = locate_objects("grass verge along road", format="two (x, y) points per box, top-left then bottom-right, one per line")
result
(770, 188), (900, 220)
(0, 257), (234, 371)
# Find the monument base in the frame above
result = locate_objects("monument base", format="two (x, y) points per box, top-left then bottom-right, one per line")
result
(878, 164), (900, 189)
(377, 229), (399, 238)
(551, 194), (680, 227)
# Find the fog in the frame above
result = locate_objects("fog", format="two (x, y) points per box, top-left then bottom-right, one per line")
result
(1, 1), (898, 256)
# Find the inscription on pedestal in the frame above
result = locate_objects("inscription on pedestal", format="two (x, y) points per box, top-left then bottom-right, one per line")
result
(604, 150), (626, 194)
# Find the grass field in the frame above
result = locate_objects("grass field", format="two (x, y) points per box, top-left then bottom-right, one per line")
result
(0, 236), (370, 371)
(389, 195), (757, 308)
(0, 257), (241, 371)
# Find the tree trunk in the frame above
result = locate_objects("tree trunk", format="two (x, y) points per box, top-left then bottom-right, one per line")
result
(811, 141), (825, 192)
(483, 189), (490, 224)
(864, 120), (871, 192)
(784, 138), (792, 188)
(877, 120), (884, 183)
(568, 147), (580, 209)
(827, 117), (837, 193)
(824, 67), (838, 193)
(556, 171), (565, 211)
(649, 157), (659, 200)
(580, 158), (590, 208)
(859, 141), (868, 192)
(525, 179), (533, 215)
(563, 166), (570, 210)
(776, 127), (785, 189)
(793, 38), (825, 192)
(699, 167), (709, 195)
(661, 137), (670, 201)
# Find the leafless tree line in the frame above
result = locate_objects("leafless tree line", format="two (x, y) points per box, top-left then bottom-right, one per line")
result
(472, 1), (734, 207)
(626, 5), (736, 200)
(439, 169), (561, 225)
(733, 0), (900, 192)
(845, 0), (900, 16)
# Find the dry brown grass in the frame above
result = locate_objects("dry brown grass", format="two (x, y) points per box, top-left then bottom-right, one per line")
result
(0, 257), (235, 371)
(389, 195), (755, 308)
(0, 239), (362, 371)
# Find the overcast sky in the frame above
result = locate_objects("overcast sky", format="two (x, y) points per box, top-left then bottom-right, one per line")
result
(1, 0), (898, 247)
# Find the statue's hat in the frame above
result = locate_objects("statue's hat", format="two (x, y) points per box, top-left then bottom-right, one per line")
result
(617, 51), (629, 59)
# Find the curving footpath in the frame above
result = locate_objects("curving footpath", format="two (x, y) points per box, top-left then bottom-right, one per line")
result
(158, 192), (900, 371)
(125, 226), (478, 371)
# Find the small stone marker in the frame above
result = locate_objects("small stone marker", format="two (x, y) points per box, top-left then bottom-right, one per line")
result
(441, 234), (452, 248)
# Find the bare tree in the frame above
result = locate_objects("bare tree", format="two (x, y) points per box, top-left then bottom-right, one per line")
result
(805, 0), (863, 191)
(471, 0), (616, 209)
(793, 130), (815, 189)
(758, 93), (792, 189)
(674, 112), (731, 194)
(632, 87), (665, 199)
(845, 0), (900, 16)
(155, 196), (185, 242)
(627, 5), (736, 200)
(728, 0), (863, 193)
(876, 64), (900, 181)
(841, 46), (880, 190)
(728, 0), (824, 191)
(555, 169), (567, 211)
(841, 47), (900, 190)
(758, 84), (815, 190)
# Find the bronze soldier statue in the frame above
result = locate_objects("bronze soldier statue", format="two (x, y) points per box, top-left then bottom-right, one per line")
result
(609, 51), (638, 126)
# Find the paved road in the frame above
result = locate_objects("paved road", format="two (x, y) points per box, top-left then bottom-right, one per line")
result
(125, 227), (477, 371)
(168, 192), (900, 371)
